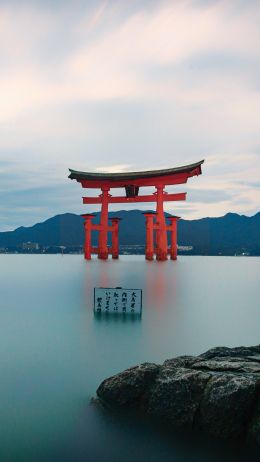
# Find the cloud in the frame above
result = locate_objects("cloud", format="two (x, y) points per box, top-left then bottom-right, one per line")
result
(1, 0), (260, 117)
(0, 0), (259, 228)
(95, 164), (132, 173)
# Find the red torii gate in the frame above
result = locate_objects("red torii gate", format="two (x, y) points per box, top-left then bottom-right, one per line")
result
(68, 160), (204, 261)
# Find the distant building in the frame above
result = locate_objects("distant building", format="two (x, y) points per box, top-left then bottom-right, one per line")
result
(22, 242), (39, 251)
(178, 245), (193, 251)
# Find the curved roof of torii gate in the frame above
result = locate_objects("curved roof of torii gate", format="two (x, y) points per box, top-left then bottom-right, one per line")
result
(68, 160), (204, 185)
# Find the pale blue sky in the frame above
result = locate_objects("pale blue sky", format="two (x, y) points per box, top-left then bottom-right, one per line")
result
(0, 0), (259, 230)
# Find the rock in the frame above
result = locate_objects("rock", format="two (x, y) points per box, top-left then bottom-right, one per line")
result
(199, 345), (260, 360)
(95, 345), (260, 447)
(247, 398), (260, 446)
(145, 367), (211, 429)
(198, 374), (259, 440)
(96, 363), (160, 407)
(163, 355), (201, 369)
(192, 359), (260, 374)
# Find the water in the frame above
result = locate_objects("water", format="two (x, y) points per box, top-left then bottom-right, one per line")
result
(0, 255), (259, 462)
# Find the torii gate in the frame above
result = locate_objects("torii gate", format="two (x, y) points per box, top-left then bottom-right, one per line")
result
(68, 160), (204, 261)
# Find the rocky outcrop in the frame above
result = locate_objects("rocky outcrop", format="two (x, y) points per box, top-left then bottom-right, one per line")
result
(96, 345), (260, 447)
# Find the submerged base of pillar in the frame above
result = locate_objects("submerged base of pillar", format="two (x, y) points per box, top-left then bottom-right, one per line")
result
(98, 252), (108, 260)
(112, 254), (119, 259)
(170, 255), (177, 260)
(156, 253), (168, 261)
(145, 254), (154, 261)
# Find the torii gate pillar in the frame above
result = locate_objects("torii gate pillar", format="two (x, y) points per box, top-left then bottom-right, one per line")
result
(143, 212), (156, 260)
(167, 216), (180, 260)
(110, 217), (121, 259)
(82, 214), (96, 260)
(98, 187), (110, 260)
(155, 185), (168, 261)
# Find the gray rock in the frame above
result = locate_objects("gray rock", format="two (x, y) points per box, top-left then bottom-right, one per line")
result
(163, 355), (201, 369)
(95, 345), (260, 447)
(192, 359), (260, 374)
(247, 397), (260, 446)
(96, 362), (159, 407)
(199, 345), (260, 360)
(198, 374), (259, 440)
(146, 367), (211, 429)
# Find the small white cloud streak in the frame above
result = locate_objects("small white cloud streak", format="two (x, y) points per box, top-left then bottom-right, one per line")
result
(95, 164), (132, 173)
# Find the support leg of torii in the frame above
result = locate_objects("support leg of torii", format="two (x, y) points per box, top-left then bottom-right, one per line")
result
(82, 214), (96, 260)
(143, 212), (155, 260)
(168, 216), (179, 260)
(155, 185), (168, 261)
(98, 186), (110, 259)
(110, 217), (121, 259)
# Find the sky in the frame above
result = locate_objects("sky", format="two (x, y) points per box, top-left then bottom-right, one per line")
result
(0, 0), (260, 231)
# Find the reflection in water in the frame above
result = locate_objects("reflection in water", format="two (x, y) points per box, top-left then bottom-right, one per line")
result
(86, 260), (143, 322)
(94, 312), (142, 323)
(84, 259), (119, 299)
(98, 260), (111, 288)
(86, 257), (175, 315)
(84, 261), (94, 302)
(145, 260), (176, 310)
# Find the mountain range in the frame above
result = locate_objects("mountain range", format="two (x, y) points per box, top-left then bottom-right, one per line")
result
(0, 210), (259, 255)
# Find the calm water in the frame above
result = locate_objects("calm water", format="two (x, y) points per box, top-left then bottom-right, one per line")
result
(0, 255), (259, 462)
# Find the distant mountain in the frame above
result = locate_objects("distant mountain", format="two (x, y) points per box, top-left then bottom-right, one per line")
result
(178, 212), (260, 255)
(0, 210), (260, 255)
(0, 213), (85, 248)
